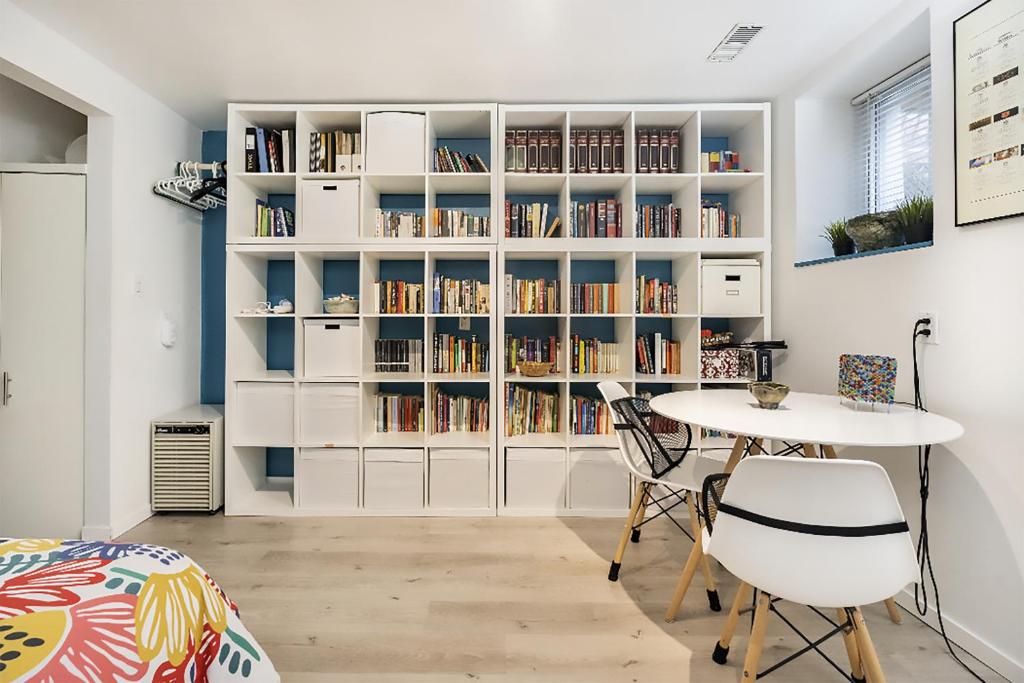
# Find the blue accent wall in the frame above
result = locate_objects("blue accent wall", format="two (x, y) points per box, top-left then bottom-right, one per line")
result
(200, 131), (227, 404)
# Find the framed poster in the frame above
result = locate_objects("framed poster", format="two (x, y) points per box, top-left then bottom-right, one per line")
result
(954, 0), (1024, 226)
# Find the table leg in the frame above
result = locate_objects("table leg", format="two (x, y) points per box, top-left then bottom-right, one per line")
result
(801, 443), (818, 458)
(724, 436), (746, 473)
(608, 482), (646, 581)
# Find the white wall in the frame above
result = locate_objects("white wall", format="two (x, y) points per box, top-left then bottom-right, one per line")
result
(0, 74), (86, 162)
(773, 0), (1024, 679)
(0, 0), (202, 538)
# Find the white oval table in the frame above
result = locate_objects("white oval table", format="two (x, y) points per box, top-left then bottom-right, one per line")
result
(649, 388), (964, 626)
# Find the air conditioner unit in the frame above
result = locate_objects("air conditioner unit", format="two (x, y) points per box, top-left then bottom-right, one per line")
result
(151, 405), (224, 512)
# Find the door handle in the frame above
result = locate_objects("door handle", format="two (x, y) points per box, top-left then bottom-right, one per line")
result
(1, 371), (11, 407)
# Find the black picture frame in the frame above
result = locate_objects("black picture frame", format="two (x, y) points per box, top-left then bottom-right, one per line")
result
(954, 0), (1024, 227)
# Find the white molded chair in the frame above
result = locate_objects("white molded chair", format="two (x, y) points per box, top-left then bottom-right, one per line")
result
(598, 381), (726, 615)
(704, 456), (918, 683)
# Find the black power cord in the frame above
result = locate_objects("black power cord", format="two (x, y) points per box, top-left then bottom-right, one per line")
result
(910, 318), (986, 682)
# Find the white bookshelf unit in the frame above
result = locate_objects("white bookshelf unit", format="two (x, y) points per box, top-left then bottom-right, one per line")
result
(224, 102), (771, 518)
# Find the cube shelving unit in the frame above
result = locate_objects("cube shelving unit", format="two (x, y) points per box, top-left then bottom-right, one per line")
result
(225, 102), (770, 517)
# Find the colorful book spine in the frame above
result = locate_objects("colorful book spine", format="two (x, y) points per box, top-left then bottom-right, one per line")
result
(636, 204), (682, 238)
(432, 334), (489, 374)
(569, 283), (620, 314)
(431, 387), (489, 433)
(432, 209), (491, 238)
(375, 209), (424, 238)
(374, 280), (425, 314)
(570, 395), (613, 435)
(569, 200), (622, 237)
(634, 276), (679, 314)
(570, 336), (620, 375)
(504, 384), (561, 436)
(374, 393), (424, 433)
(431, 274), (490, 314)
(506, 275), (561, 314)
(504, 335), (561, 373)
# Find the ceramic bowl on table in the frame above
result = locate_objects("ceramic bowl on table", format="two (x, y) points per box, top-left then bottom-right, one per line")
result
(748, 381), (790, 410)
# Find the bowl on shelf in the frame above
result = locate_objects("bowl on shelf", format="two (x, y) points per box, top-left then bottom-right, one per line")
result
(748, 381), (790, 410)
(323, 296), (358, 314)
(518, 361), (554, 378)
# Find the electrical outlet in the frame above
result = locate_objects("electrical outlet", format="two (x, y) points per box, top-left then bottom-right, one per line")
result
(917, 311), (938, 344)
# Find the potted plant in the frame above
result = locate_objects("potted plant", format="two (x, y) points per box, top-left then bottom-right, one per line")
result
(894, 195), (933, 244)
(822, 218), (856, 256)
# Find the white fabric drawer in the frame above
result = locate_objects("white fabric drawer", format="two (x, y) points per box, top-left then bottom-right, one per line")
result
(300, 180), (359, 242)
(365, 112), (426, 173)
(298, 383), (358, 446)
(505, 448), (566, 510)
(234, 382), (293, 446)
(701, 259), (761, 316)
(364, 448), (423, 509)
(298, 448), (358, 510)
(429, 448), (489, 509)
(569, 448), (629, 510)
(304, 319), (360, 378)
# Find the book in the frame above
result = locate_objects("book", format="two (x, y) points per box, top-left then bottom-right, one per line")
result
(245, 127), (258, 172)
(505, 384), (560, 436)
(505, 130), (515, 171)
(433, 333), (489, 374)
(508, 275), (561, 314)
(700, 200), (740, 238)
(374, 280), (425, 314)
(432, 209), (491, 237)
(587, 129), (599, 173)
(635, 275), (679, 314)
(568, 130), (577, 172)
(569, 200), (622, 237)
(637, 129), (649, 173)
(431, 387), (489, 434)
(374, 392), (424, 433)
(550, 131), (562, 172)
(527, 130), (539, 172)
(515, 130), (527, 171)
(254, 201), (295, 238)
(255, 128), (269, 173)
(539, 130), (551, 172)
(503, 200), (556, 238)
(570, 335), (620, 374)
(636, 128), (681, 174)
(308, 130), (361, 173)
(374, 339), (424, 373)
(613, 130), (625, 172)
(636, 203), (682, 238)
(570, 394), (613, 436)
(433, 146), (489, 173)
(570, 283), (620, 314)
(636, 333), (681, 375)
(432, 273), (490, 314)
(599, 129), (612, 172)
(375, 209), (424, 238)
(576, 130), (589, 171)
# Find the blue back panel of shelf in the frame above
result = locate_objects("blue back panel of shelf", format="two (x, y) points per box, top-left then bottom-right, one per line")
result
(435, 382), (489, 398)
(435, 137), (491, 169)
(570, 317), (615, 341)
(568, 382), (604, 399)
(702, 318), (731, 334)
(380, 194), (425, 214)
(635, 194), (673, 206)
(504, 317), (559, 338)
(702, 193), (729, 212)
(570, 259), (615, 284)
(379, 317), (423, 339)
(378, 381), (423, 395)
(434, 258), (489, 283)
(434, 316), (489, 341)
(635, 318), (672, 337)
(266, 448), (293, 477)
(267, 193), (295, 211)
(701, 136), (729, 152)
(200, 131), (227, 404)
(505, 259), (558, 280)
(635, 259), (672, 281)
(266, 260), (294, 371)
(505, 194), (559, 222)
(570, 192), (617, 203)
(634, 383), (675, 396)
(379, 259), (424, 282)
(435, 193), (490, 216)
(323, 260), (359, 298)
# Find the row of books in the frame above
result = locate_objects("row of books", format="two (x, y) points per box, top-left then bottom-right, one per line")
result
(432, 274), (490, 314)
(253, 201), (295, 238)
(432, 334), (489, 374)
(433, 209), (491, 238)
(374, 393), (424, 433)
(504, 129), (563, 173)
(701, 150), (743, 173)
(568, 129), (625, 174)
(636, 333), (683, 375)
(504, 276), (561, 314)
(309, 130), (362, 173)
(569, 200), (623, 238)
(504, 335), (561, 373)
(504, 201), (559, 238)
(375, 209), (424, 238)
(570, 283), (621, 314)
(636, 390), (678, 434)
(570, 395), (613, 436)
(373, 339), (423, 374)
(701, 201), (740, 238)
(505, 384), (560, 436)
(636, 129), (681, 174)
(636, 204), (683, 238)
(374, 280), (425, 314)
(244, 127), (295, 173)
(636, 276), (678, 314)
(570, 337), (621, 375)
(431, 387), (489, 434)
(434, 146), (489, 173)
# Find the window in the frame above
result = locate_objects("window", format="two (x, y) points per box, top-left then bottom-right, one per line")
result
(854, 60), (932, 213)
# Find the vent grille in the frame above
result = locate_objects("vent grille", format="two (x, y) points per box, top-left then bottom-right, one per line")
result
(707, 24), (763, 62)
(152, 424), (213, 511)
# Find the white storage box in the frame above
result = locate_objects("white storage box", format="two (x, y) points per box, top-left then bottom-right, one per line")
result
(298, 383), (358, 446)
(304, 319), (360, 378)
(298, 448), (358, 510)
(429, 448), (489, 509)
(569, 448), (629, 510)
(300, 180), (359, 242)
(234, 382), (294, 446)
(505, 448), (566, 509)
(701, 259), (761, 316)
(364, 448), (423, 509)
(365, 112), (426, 173)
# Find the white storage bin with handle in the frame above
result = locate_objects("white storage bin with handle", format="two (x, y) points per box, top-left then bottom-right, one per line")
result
(364, 448), (423, 509)
(300, 180), (359, 242)
(701, 258), (761, 316)
(298, 448), (358, 510)
(569, 448), (630, 510)
(234, 382), (294, 446)
(429, 448), (489, 509)
(365, 112), (426, 173)
(299, 383), (359, 446)
(505, 448), (566, 510)
(304, 319), (360, 378)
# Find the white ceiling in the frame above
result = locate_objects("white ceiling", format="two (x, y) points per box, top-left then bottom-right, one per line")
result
(13, 0), (905, 130)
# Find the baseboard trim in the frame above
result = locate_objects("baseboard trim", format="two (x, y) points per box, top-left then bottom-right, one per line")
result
(894, 589), (1021, 682)
(80, 525), (112, 541)
(110, 507), (153, 539)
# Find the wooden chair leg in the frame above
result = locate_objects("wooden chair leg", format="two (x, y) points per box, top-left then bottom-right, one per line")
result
(837, 608), (865, 682)
(712, 581), (752, 664)
(742, 591), (772, 681)
(686, 493), (720, 611)
(609, 482), (646, 581)
(724, 435), (747, 473)
(883, 597), (902, 624)
(663, 536), (704, 622)
(801, 443), (819, 458)
(631, 485), (651, 543)
(850, 608), (887, 683)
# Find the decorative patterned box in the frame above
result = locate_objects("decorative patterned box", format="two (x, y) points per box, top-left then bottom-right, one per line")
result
(701, 348), (740, 379)
(838, 354), (897, 404)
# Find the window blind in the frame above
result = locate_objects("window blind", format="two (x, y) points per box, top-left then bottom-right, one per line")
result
(854, 63), (932, 213)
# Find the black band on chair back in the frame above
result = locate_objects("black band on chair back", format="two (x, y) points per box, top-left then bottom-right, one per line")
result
(610, 396), (692, 479)
(714, 502), (910, 537)
(701, 472), (731, 533)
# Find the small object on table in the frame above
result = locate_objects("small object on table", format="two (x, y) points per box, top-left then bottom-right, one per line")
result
(323, 294), (358, 314)
(838, 354), (897, 406)
(748, 381), (790, 410)
(518, 361), (554, 377)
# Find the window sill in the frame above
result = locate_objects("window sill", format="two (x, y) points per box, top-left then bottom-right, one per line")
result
(795, 240), (932, 268)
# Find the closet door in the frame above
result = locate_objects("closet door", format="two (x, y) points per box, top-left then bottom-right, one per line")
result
(0, 172), (85, 538)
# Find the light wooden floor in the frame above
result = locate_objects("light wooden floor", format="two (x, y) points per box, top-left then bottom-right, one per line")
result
(119, 514), (996, 682)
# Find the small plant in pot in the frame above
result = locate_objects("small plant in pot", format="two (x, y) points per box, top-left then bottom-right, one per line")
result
(822, 218), (856, 256)
(894, 195), (933, 244)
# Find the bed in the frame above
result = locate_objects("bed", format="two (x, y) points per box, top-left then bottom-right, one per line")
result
(0, 538), (279, 682)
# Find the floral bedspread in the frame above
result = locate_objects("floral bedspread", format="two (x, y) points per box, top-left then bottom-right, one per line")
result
(0, 539), (278, 682)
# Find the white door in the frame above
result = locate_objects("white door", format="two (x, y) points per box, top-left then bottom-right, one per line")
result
(0, 172), (85, 538)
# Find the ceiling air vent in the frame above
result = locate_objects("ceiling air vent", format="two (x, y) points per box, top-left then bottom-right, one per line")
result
(707, 24), (763, 62)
